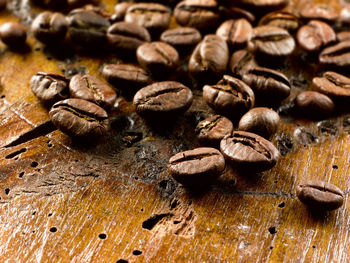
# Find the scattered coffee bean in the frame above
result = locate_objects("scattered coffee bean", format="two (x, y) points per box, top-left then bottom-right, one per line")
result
(195, 115), (234, 145)
(0, 22), (27, 46)
(300, 3), (338, 23)
(133, 81), (193, 118)
(238, 107), (280, 139)
(229, 49), (256, 77)
(69, 74), (117, 110)
(296, 181), (344, 211)
(160, 27), (202, 52)
(258, 11), (299, 31)
(203, 75), (255, 119)
(49, 98), (109, 138)
(219, 6), (255, 23)
(295, 91), (334, 120)
(112, 2), (131, 22)
(238, 0), (287, 10)
(216, 19), (252, 48)
(319, 40), (350, 67)
(220, 131), (279, 172)
(168, 147), (225, 186)
(31, 72), (69, 105)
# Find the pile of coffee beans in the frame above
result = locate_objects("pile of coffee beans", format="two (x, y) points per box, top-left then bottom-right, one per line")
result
(22, 0), (350, 212)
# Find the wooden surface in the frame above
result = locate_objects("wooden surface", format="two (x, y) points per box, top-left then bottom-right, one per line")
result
(1, 0), (350, 262)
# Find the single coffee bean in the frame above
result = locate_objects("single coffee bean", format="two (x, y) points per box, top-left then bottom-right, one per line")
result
(124, 3), (170, 33)
(160, 27), (202, 52)
(189, 34), (229, 83)
(319, 40), (350, 67)
(295, 91), (334, 120)
(219, 6), (255, 23)
(102, 64), (152, 90)
(216, 19), (252, 48)
(107, 22), (151, 52)
(67, 9), (110, 46)
(296, 181), (344, 211)
(195, 115), (234, 145)
(69, 74), (117, 110)
(203, 75), (255, 119)
(0, 22), (27, 46)
(296, 20), (335, 52)
(248, 26), (295, 57)
(336, 31), (350, 42)
(174, 0), (219, 30)
(133, 81), (193, 118)
(136, 41), (179, 78)
(168, 147), (225, 186)
(31, 72), (69, 105)
(237, 0), (287, 10)
(238, 107), (280, 139)
(49, 98), (109, 138)
(300, 3), (338, 23)
(111, 2), (131, 22)
(229, 49), (257, 77)
(220, 131), (279, 172)
(31, 11), (68, 44)
(258, 11), (299, 31)
(241, 66), (291, 104)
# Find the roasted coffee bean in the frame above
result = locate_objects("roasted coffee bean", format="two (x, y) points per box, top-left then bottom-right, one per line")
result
(238, 107), (280, 139)
(124, 3), (170, 33)
(203, 75), (255, 119)
(258, 11), (299, 31)
(160, 27), (202, 51)
(248, 26), (295, 57)
(216, 19), (252, 48)
(219, 6), (255, 23)
(0, 22), (27, 46)
(336, 31), (350, 42)
(31, 72), (69, 105)
(136, 42), (179, 78)
(220, 131), (279, 172)
(49, 98), (109, 138)
(102, 64), (151, 90)
(312, 71), (350, 102)
(238, 0), (287, 10)
(174, 0), (219, 30)
(168, 147), (225, 186)
(296, 20), (335, 52)
(69, 74), (116, 110)
(229, 49), (256, 77)
(67, 10), (110, 46)
(189, 34), (228, 83)
(319, 40), (350, 67)
(107, 22), (151, 52)
(111, 2), (131, 22)
(300, 4), (338, 23)
(195, 115), (234, 145)
(242, 66), (291, 103)
(296, 181), (344, 211)
(295, 91), (334, 120)
(31, 11), (68, 44)
(133, 81), (193, 118)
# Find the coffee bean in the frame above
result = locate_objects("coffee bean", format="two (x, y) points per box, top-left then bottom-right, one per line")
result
(241, 66), (291, 104)
(216, 19), (252, 48)
(174, 0), (219, 30)
(203, 75), (255, 119)
(124, 3), (170, 33)
(220, 131), (279, 172)
(189, 34), (229, 83)
(111, 2), (131, 22)
(31, 11), (68, 44)
(238, 107), (280, 139)
(195, 115), (234, 145)
(295, 91), (334, 120)
(258, 11), (299, 31)
(102, 64), (152, 90)
(107, 22), (151, 52)
(49, 98), (109, 138)
(133, 81), (193, 118)
(248, 26), (295, 57)
(237, 0), (287, 10)
(168, 147), (225, 186)
(219, 6), (255, 23)
(312, 71), (350, 101)
(229, 49), (257, 77)
(69, 74), (117, 110)
(160, 27), (202, 52)
(336, 31), (350, 42)
(31, 72), (69, 106)
(297, 20), (335, 52)
(0, 22), (27, 46)
(300, 3), (338, 23)
(296, 181), (344, 211)
(136, 41), (179, 78)
(319, 40), (350, 67)
(67, 9), (110, 46)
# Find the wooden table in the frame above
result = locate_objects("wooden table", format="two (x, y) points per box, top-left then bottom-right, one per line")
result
(0, 0), (349, 262)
